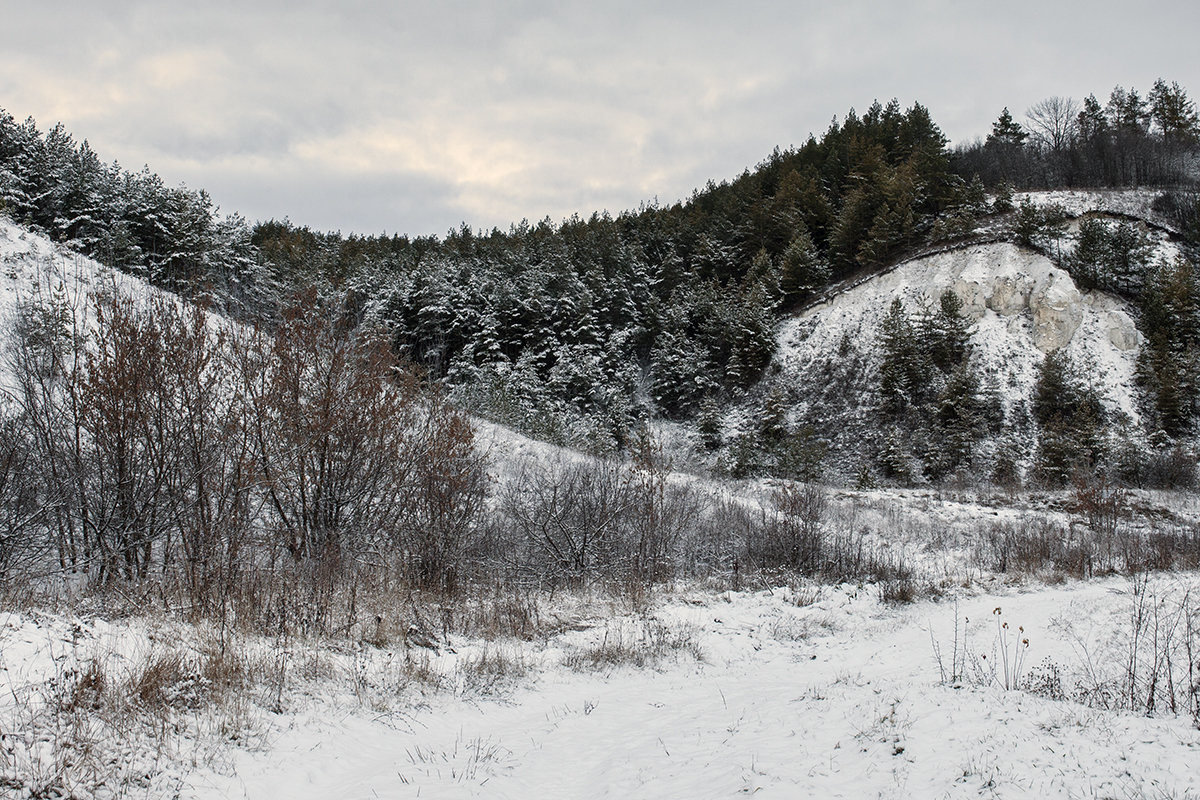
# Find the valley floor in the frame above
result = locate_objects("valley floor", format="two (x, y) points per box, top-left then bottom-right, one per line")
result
(165, 576), (1200, 799)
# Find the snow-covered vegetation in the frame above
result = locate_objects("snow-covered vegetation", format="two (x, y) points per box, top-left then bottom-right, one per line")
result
(1, 80), (1199, 798)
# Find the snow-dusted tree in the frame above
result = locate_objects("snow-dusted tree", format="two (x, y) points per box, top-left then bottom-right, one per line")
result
(1033, 351), (1105, 485)
(777, 226), (829, 306)
(987, 108), (1028, 148)
(1068, 218), (1149, 295)
(920, 290), (971, 373)
(878, 298), (923, 414)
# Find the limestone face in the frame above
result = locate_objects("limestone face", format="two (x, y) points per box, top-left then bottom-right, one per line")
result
(1029, 271), (1083, 352)
(986, 273), (1034, 316)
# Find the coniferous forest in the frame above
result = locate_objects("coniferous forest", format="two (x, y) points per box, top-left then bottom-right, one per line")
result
(2, 81), (1199, 474)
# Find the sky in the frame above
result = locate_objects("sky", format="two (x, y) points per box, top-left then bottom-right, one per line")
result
(2, 1), (1198, 237)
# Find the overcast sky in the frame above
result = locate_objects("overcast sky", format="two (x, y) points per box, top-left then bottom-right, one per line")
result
(3, 1), (1197, 236)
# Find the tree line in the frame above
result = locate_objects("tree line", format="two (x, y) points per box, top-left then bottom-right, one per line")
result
(0, 110), (263, 309)
(954, 79), (1200, 189)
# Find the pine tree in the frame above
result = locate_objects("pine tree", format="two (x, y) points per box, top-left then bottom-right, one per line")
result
(1148, 79), (1199, 143)
(1107, 86), (1150, 132)
(858, 163), (918, 266)
(935, 363), (983, 470)
(1033, 351), (1105, 484)
(878, 298), (924, 414)
(921, 290), (970, 373)
(987, 108), (1028, 148)
(1068, 217), (1111, 290)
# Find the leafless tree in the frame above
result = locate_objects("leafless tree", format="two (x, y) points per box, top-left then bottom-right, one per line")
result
(0, 408), (47, 578)
(391, 393), (487, 593)
(500, 456), (632, 584)
(239, 290), (425, 563)
(623, 433), (699, 588)
(1026, 96), (1080, 153)
(152, 299), (257, 613)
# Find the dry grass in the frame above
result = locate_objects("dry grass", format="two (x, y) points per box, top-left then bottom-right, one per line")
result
(562, 617), (704, 672)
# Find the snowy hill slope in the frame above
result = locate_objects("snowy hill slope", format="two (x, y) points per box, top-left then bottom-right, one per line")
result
(0, 214), (187, 401)
(777, 241), (1142, 424)
(744, 187), (1200, 483)
(0, 214), (137, 314)
(2, 211), (1200, 799)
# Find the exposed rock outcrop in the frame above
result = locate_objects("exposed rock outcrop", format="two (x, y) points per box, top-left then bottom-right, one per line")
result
(1028, 270), (1083, 352)
(776, 241), (1144, 426)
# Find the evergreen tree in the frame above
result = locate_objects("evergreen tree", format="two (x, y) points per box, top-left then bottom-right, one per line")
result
(987, 108), (1028, 148)
(777, 226), (829, 306)
(858, 163), (919, 266)
(933, 362), (983, 473)
(921, 290), (971, 373)
(878, 298), (924, 414)
(1136, 255), (1200, 435)
(1148, 79), (1199, 143)
(1032, 351), (1105, 484)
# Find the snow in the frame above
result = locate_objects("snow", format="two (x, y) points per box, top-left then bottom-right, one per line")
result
(5, 572), (1199, 799)
(775, 241), (1144, 426)
(1016, 188), (1167, 223)
(164, 577), (1199, 799)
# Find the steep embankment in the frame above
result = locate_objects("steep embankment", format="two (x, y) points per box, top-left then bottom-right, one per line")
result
(777, 241), (1142, 423)
(754, 189), (1195, 481)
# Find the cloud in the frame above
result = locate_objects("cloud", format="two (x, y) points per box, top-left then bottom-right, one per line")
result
(2, 1), (1198, 235)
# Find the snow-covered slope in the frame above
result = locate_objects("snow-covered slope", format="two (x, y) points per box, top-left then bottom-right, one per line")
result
(2, 211), (1200, 800)
(1018, 188), (1164, 219)
(0, 215), (123, 312)
(777, 241), (1143, 424)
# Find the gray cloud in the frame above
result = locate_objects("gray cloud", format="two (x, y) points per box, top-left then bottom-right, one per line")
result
(3, 1), (1198, 235)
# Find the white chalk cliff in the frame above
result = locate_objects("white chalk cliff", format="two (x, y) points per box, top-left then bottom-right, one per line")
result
(776, 242), (1143, 423)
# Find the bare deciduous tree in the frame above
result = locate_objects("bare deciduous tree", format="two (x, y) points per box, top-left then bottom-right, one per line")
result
(393, 394), (487, 593)
(0, 408), (46, 579)
(501, 456), (632, 584)
(1026, 96), (1081, 153)
(241, 290), (424, 563)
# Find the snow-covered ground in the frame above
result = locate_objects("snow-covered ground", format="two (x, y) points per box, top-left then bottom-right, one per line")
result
(7, 573), (1197, 799)
(1016, 188), (1173, 226)
(190, 577), (1200, 800)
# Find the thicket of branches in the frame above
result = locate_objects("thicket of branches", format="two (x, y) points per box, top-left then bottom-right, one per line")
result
(0, 278), (487, 623)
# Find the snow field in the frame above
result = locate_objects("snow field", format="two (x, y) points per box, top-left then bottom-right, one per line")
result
(170, 576), (1200, 799)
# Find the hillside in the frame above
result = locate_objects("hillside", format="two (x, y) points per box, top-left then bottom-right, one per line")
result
(1, 211), (1199, 799)
(694, 187), (1196, 490)
(2, 83), (1200, 798)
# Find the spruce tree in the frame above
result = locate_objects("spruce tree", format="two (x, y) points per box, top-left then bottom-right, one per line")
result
(878, 298), (920, 414)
